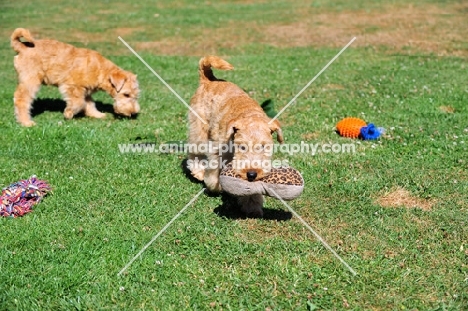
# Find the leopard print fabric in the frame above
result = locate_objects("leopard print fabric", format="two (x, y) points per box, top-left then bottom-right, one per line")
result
(261, 167), (303, 186)
(220, 163), (303, 186)
(220, 163), (241, 178)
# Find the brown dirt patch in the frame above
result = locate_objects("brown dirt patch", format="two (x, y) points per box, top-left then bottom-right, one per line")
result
(439, 105), (455, 113)
(375, 187), (434, 211)
(137, 2), (468, 56)
(263, 3), (468, 56)
(322, 84), (346, 91)
(134, 41), (206, 56)
(301, 132), (320, 140)
(4, 2), (466, 56)
(37, 27), (145, 44)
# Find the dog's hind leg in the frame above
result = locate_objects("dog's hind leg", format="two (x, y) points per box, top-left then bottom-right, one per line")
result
(60, 85), (87, 119)
(13, 81), (41, 127)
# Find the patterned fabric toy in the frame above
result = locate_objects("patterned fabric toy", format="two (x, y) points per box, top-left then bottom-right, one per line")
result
(336, 117), (383, 140)
(0, 176), (51, 218)
(219, 163), (304, 200)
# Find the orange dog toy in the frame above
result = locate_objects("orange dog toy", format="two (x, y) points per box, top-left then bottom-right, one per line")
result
(336, 117), (367, 138)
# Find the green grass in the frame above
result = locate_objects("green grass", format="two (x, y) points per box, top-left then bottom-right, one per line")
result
(1, 0), (468, 310)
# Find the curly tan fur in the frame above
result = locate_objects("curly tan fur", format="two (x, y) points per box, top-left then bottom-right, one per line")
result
(11, 28), (140, 126)
(187, 55), (283, 217)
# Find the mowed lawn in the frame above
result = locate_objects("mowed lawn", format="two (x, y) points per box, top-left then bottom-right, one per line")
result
(0, 0), (467, 310)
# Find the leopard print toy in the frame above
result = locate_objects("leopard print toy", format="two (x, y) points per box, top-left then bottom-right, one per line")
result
(219, 163), (304, 200)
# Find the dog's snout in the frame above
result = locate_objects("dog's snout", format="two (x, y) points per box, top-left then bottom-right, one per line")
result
(246, 171), (257, 182)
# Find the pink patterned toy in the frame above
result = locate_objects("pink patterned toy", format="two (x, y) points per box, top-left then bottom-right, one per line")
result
(0, 176), (51, 217)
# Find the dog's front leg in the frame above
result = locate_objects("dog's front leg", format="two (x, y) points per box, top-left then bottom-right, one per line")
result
(84, 95), (106, 119)
(238, 194), (264, 218)
(60, 85), (87, 119)
(187, 152), (206, 181)
(204, 149), (222, 193)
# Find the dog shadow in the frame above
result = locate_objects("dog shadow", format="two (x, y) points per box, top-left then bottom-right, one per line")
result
(30, 98), (134, 119)
(213, 194), (293, 221)
(30, 98), (67, 117)
(180, 159), (292, 221)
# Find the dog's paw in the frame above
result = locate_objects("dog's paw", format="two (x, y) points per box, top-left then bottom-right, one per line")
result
(192, 170), (205, 181)
(207, 183), (222, 193)
(188, 161), (205, 181)
(204, 175), (222, 193)
(63, 109), (74, 120)
(20, 120), (36, 127)
(87, 111), (106, 119)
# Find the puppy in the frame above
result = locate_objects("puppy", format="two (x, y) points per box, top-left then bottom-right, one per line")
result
(10, 28), (140, 126)
(187, 56), (283, 218)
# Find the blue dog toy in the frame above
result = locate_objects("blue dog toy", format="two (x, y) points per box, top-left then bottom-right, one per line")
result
(360, 123), (383, 140)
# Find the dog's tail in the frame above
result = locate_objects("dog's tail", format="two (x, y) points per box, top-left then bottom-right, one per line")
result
(11, 28), (35, 53)
(198, 55), (234, 82)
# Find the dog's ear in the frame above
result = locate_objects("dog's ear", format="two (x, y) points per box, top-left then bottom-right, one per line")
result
(226, 121), (240, 140)
(109, 71), (127, 92)
(269, 119), (284, 144)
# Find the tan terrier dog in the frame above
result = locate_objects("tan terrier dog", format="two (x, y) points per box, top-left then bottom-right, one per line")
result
(187, 55), (284, 218)
(11, 28), (140, 126)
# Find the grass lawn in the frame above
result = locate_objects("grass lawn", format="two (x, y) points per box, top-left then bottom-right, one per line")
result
(1, 0), (467, 310)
